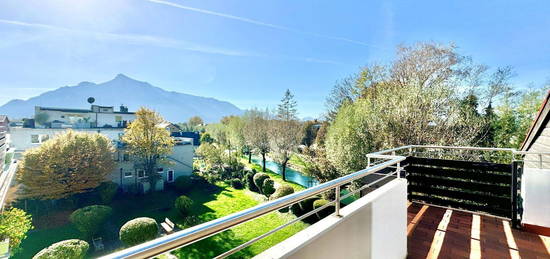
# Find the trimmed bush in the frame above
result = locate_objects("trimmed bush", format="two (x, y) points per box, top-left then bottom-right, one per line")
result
(245, 172), (259, 192)
(231, 178), (243, 189)
(262, 178), (275, 197)
(290, 197), (318, 217)
(97, 181), (118, 204)
(175, 195), (194, 216)
(175, 176), (192, 192)
(119, 217), (158, 246)
(69, 205), (112, 238)
(271, 185), (295, 199)
(272, 185), (295, 212)
(33, 239), (89, 259)
(253, 173), (270, 192)
(313, 199), (334, 219)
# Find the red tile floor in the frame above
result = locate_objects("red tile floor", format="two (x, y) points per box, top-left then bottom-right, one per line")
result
(407, 202), (550, 259)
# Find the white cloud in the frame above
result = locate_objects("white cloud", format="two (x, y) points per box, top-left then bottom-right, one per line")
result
(146, 0), (385, 49)
(0, 18), (346, 64)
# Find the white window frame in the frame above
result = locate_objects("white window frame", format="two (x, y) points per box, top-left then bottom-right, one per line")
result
(167, 170), (175, 183)
(30, 134), (39, 144)
(124, 171), (133, 178)
(137, 169), (146, 179)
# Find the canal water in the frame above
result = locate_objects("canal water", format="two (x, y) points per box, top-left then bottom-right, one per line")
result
(250, 157), (319, 188)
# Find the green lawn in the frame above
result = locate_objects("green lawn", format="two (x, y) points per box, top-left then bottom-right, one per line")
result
(171, 182), (308, 258)
(15, 180), (308, 259)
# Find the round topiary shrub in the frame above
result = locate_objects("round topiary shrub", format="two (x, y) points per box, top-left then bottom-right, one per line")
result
(253, 173), (270, 193)
(119, 217), (159, 246)
(69, 205), (112, 238)
(33, 239), (89, 259)
(245, 172), (259, 192)
(231, 178), (243, 189)
(262, 178), (275, 197)
(313, 199), (335, 219)
(175, 195), (194, 216)
(97, 181), (118, 204)
(271, 185), (295, 212)
(290, 197), (318, 221)
(175, 176), (192, 192)
(271, 185), (295, 199)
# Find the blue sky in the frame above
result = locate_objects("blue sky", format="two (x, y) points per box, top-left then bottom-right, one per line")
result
(0, 0), (549, 118)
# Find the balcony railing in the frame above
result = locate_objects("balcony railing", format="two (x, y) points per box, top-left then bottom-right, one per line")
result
(100, 155), (406, 259)
(100, 144), (547, 259)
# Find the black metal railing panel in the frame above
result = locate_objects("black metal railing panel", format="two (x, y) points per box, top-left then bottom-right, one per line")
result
(406, 156), (513, 217)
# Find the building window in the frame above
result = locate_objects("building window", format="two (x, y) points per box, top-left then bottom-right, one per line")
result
(137, 169), (146, 178)
(31, 134), (49, 144)
(124, 171), (133, 178)
(123, 153), (130, 161)
(157, 168), (163, 173)
(167, 170), (174, 182)
(40, 134), (49, 143)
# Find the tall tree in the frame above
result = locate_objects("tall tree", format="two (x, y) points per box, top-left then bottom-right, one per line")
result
(325, 43), (488, 173)
(17, 130), (115, 199)
(122, 107), (174, 191)
(270, 90), (303, 181)
(188, 116), (204, 128)
(244, 108), (271, 171)
(301, 120), (320, 147)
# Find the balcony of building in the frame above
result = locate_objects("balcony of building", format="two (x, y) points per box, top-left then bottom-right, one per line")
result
(99, 145), (550, 259)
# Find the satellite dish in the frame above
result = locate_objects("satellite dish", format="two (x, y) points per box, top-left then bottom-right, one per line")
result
(87, 97), (95, 104)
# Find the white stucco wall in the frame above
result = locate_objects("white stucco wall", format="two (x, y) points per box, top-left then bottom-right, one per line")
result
(9, 127), (125, 153)
(255, 178), (407, 259)
(521, 167), (550, 228)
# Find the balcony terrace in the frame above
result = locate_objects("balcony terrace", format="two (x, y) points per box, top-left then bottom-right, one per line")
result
(100, 145), (550, 259)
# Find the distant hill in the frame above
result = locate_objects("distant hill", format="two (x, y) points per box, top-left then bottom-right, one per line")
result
(0, 74), (243, 123)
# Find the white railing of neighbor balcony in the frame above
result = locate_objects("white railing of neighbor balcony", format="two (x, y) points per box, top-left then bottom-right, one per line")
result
(100, 156), (406, 259)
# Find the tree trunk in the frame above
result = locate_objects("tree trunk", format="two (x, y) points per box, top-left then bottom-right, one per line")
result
(282, 161), (287, 181)
(248, 152), (252, 164)
(262, 153), (265, 172)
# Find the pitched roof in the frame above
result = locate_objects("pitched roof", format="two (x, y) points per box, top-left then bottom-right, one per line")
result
(0, 115), (8, 123)
(520, 90), (550, 151)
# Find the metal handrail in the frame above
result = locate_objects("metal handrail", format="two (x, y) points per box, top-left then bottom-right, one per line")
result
(101, 156), (406, 259)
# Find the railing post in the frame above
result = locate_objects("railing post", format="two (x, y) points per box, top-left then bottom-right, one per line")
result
(397, 162), (401, 179)
(367, 157), (371, 168)
(539, 154), (543, 169)
(334, 186), (341, 217)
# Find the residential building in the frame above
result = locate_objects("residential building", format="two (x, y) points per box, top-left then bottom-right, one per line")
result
(10, 105), (193, 193)
(519, 90), (550, 234)
(34, 105), (135, 129)
(0, 115), (8, 168)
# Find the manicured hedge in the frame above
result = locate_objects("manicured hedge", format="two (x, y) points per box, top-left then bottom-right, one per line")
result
(119, 217), (159, 246)
(313, 199), (334, 219)
(245, 172), (259, 192)
(253, 173), (270, 192)
(175, 195), (194, 216)
(69, 205), (112, 238)
(231, 178), (243, 189)
(33, 239), (89, 259)
(98, 181), (118, 204)
(262, 178), (275, 197)
(272, 185), (295, 212)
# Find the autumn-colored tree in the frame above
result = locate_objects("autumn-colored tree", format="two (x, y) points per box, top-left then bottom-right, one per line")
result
(0, 208), (33, 251)
(17, 130), (115, 199)
(122, 107), (174, 191)
(188, 116), (204, 128)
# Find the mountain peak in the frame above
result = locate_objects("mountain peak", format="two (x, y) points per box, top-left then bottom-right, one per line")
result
(113, 73), (133, 81)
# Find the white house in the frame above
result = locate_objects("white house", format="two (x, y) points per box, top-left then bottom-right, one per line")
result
(34, 105), (135, 129)
(9, 105), (194, 193)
